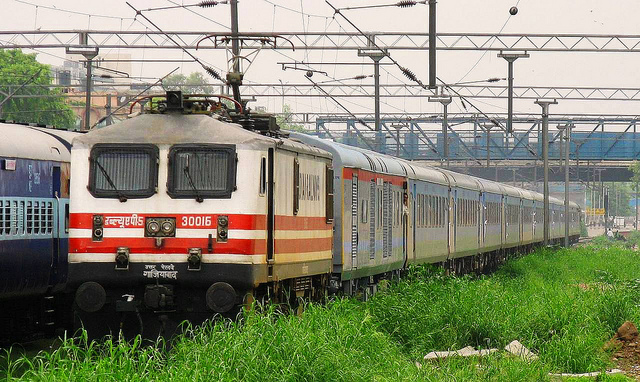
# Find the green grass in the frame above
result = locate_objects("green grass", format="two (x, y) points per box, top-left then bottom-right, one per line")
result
(3, 243), (640, 381)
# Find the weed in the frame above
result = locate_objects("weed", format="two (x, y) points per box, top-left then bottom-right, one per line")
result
(5, 244), (640, 381)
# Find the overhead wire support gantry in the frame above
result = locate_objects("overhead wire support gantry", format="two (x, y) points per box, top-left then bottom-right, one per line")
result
(3, 31), (640, 52)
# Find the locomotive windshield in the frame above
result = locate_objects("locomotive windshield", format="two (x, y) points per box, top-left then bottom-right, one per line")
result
(89, 144), (158, 200)
(167, 144), (236, 200)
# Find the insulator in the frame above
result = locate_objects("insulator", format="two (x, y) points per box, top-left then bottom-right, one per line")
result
(204, 66), (223, 81)
(198, 1), (218, 8)
(353, 75), (368, 80)
(460, 98), (467, 111)
(400, 67), (417, 82)
(396, 0), (417, 7)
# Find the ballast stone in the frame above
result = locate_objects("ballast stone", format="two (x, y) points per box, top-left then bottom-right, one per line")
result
(424, 346), (498, 361)
(504, 340), (539, 361)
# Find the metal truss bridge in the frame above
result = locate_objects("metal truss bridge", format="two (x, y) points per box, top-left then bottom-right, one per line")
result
(3, 31), (640, 52)
(313, 115), (640, 182)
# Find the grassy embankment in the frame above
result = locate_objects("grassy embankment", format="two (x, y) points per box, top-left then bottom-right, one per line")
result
(3, 240), (640, 381)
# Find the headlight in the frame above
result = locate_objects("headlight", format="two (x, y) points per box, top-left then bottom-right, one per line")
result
(161, 220), (174, 234)
(147, 220), (160, 234)
(145, 217), (176, 237)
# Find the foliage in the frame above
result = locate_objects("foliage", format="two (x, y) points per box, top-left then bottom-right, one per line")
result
(629, 162), (640, 187)
(276, 104), (306, 132)
(580, 220), (588, 237)
(6, 245), (640, 380)
(0, 49), (76, 129)
(162, 72), (214, 94)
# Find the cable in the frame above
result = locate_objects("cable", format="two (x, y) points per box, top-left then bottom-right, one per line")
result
(261, 0), (328, 18)
(12, 0), (135, 20)
(336, 1), (427, 12)
(456, 0), (523, 83)
(125, 2), (225, 83)
(165, 0), (230, 29)
(326, 0), (431, 90)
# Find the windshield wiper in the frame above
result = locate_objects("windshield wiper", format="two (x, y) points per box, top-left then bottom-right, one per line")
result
(93, 158), (127, 202)
(183, 156), (203, 203)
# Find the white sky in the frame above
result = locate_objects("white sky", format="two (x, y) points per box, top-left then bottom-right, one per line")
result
(3, 0), (640, 118)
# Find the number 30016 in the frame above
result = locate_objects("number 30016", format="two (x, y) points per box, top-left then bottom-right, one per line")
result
(181, 216), (212, 227)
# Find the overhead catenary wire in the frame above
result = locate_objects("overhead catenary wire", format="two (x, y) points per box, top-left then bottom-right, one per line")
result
(140, 1), (228, 13)
(90, 67), (180, 129)
(125, 2), (225, 83)
(165, 0), (230, 29)
(326, 0), (432, 91)
(13, 0), (135, 20)
(335, 1), (426, 12)
(456, 0), (523, 83)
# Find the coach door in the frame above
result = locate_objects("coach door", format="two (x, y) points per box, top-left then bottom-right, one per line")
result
(500, 196), (505, 245)
(448, 189), (456, 256)
(266, 148), (275, 280)
(479, 193), (485, 248)
(50, 166), (62, 287)
(350, 173), (358, 270)
(519, 200), (524, 242)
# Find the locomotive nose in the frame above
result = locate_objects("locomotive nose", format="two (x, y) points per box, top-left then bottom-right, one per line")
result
(205, 282), (237, 313)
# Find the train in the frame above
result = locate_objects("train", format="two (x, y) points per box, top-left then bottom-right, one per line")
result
(0, 121), (78, 342)
(66, 92), (581, 337)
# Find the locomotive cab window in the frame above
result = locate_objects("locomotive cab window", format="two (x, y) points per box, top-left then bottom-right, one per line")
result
(168, 144), (237, 200)
(89, 144), (158, 200)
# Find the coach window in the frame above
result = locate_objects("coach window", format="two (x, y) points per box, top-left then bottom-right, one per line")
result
(326, 166), (334, 223)
(293, 158), (300, 215)
(259, 157), (267, 195)
(167, 144), (237, 201)
(89, 144), (158, 200)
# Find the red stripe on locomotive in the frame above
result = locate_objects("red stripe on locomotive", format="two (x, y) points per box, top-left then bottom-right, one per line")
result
(70, 213), (267, 230)
(70, 237), (267, 255)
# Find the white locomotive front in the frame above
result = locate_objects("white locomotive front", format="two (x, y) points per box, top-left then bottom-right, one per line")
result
(68, 94), (333, 336)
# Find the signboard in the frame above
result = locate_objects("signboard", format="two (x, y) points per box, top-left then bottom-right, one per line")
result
(586, 208), (605, 216)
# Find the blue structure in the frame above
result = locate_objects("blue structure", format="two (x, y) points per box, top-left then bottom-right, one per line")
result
(315, 117), (640, 162)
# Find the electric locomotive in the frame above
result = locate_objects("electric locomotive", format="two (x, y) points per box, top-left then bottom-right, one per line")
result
(68, 93), (333, 337)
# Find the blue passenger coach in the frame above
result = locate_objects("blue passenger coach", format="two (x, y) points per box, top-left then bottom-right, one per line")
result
(0, 122), (77, 340)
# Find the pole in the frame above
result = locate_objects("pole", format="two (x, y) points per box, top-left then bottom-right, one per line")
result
(375, 56), (381, 150)
(544, 111), (550, 245)
(636, 183), (638, 231)
(536, 99), (557, 246)
(564, 125), (571, 247)
(507, 59), (514, 133)
(229, 0), (243, 105)
(230, 0), (239, 73)
(105, 94), (112, 126)
(358, 38), (386, 152)
(486, 125), (491, 168)
(499, 52), (529, 133)
(428, 0), (436, 89)
(84, 58), (92, 131)
(443, 101), (448, 166)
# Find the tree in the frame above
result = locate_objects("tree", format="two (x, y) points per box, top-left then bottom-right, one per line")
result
(276, 104), (306, 132)
(0, 49), (76, 129)
(608, 182), (633, 217)
(629, 162), (640, 220)
(162, 71), (215, 94)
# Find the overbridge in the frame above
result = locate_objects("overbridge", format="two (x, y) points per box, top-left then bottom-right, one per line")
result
(314, 115), (640, 183)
